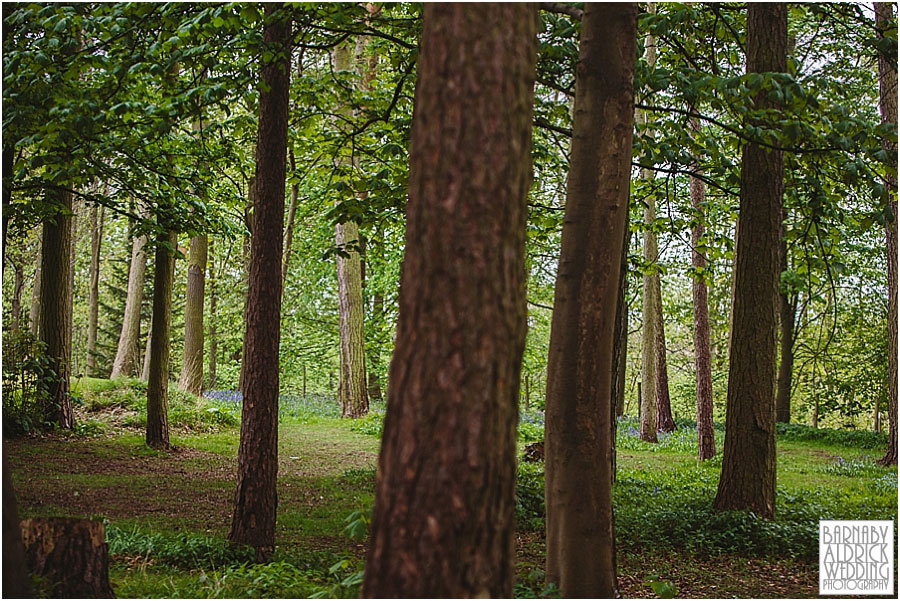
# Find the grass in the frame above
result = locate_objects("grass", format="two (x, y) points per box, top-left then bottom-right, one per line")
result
(5, 378), (898, 598)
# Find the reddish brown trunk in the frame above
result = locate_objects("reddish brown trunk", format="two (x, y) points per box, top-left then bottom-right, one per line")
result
(146, 230), (175, 450)
(362, 5), (536, 597)
(39, 187), (74, 429)
(876, 2), (897, 466)
(690, 137), (716, 461)
(228, 4), (290, 555)
(713, 3), (786, 518)
(544, 4), (636, 598)
(654, 278), (676, 432)
(20, 518), (114, 598)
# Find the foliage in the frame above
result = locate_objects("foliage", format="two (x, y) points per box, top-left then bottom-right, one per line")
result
(515, 461), (546, 531)
(2, 329), (55, 436)
(106, 525), (254, 569)
(775, 422), (889, 449)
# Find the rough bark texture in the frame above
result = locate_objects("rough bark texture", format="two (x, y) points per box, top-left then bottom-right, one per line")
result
(208, 239), (217, 390)
(543, 4), (636, 598)
(20, 518), (114, 598)
(689, 133), (716, 461)
(39, 187), (75, 429)
(228, 4), (290, 555)
(85, 205), (104, 376)
(713, 2), (786, 518)
(178, 234), (208, 395)
(362, 5), (536, 597)
(639, 10), (659, 443)
(3, 456), (31, 598)
(654, 276), (675, 431)
(111, 225), (148, 378)
(146, 230), (175, 450)
(877, 2), (898, 466)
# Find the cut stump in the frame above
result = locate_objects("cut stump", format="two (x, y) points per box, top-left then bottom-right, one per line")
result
(20, 517), (114, 598)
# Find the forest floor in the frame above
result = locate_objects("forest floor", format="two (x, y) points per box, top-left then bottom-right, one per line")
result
(5, 377), (898, 598)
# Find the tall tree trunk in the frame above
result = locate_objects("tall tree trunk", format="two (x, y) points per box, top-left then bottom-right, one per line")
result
(39, 187), (74, 429)
(10, 260), (25, 335)
(333, 41), (369, 419)
(140, 318), (151, 382)
(614, 229), (629, 419)
(85, 205), (103, 376)
(877, 1), (898, 466)
(690, 122), (716, 461)
(713, 2), (786, 518)
(29, 234), (41, 335)
(639, 5), (659, 443)
(544, 4), (636, 597)
(238, 177), (255, 391)
(178, 234), (207, 395)
(208, 238), (217, 391)
(362, 5), (536, 597)
(654, 277), (675, 431)
(146, 230), (175, 449)
(111, 221), (148, 378)
(775, 276), (796, 422)
(228, 4), (290, 557)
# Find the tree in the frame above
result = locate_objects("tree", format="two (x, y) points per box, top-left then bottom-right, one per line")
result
(39, 187), (75, 429)
(178, 233), (208, 395)
(111, 220), (148, 378)
(876, 1), (897, 466)
(690, 120), (715, 460)
(639, 9), (659, 443)
(713, 2), (786, 518)
(333, 40), (368, 418)
(146, 229), (176, 449)
(228, 3), (291, 558)
(362, 4), (536, 596)
(654, 278), (676, 432)
(543, 4), (637, 597)
(85, 205), (104, 376)
(207, 238), (218, 390)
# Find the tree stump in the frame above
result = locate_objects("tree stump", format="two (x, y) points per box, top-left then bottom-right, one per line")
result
(20, 518), (114, 598)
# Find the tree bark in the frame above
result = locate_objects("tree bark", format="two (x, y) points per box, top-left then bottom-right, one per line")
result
(178, 234), (207, 395)
(544, 4), (636, 598)
(282, 147), (299, 286)
(689, 124), (716, 461)
(10, 259), (25, 335)
(654, 276), (676, 431)
(238, 177), (255, 392)
(333, 40), (369, 419)
(713, 2), (786, 518)
(146, 230), (175, 450)
(639, 5), (659, 443)
(228, 3), (290, 556)
(876, 1), (898, 466)
(207, 238), (217, 391)
(85, 205), (104, 376)
(3, 456), (30, 598)
(20, 518), (114, 598)
(29, 235), (42, 336)
(111, 221), (148, 379)
(775, 271), (796, 422)
(39, 186), (75, 429)
(140, 317), (151, 382)
(362, 5), (536, 597)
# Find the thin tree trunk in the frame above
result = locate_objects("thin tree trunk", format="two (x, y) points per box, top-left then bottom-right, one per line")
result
(140, 317), (151, 382)
(639, 5), (659, 443)
(654, 277), (676, 431)
(690, 124), (716, 460)
(208, 238), (217, 391)
(362, 5), (536, 596)
(146, 230), (175, 449)
(228, 3), (290, 557)
(238, 177), (255, 392)
(10, 260), (24, 335)
(178, 234), (207, 395)
(876, 2), (898, 465)
(282, 148), (298, 286)
(85, 206), (103, 376)
(713, 2), (786, 518)
(111, 220), (148, 378)
(611, 225), (631, 480)
(29, 234), (41, 336)
(775, 287), (796, 422)
(39, 187), (74, 429)
(544, 4), (636, 597)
